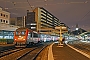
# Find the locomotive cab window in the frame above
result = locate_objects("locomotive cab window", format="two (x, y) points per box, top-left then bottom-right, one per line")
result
(21, 31), (26, 35)
(15, 31), (19, 35)
(15, 31), (26, 36)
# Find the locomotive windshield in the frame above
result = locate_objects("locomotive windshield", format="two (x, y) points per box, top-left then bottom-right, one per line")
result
(15, 31), (26, 36)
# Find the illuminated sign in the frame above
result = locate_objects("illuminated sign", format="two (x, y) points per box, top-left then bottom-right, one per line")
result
(55, 26), (67, 30)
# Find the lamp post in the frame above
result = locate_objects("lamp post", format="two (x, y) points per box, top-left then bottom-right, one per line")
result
(59, 26), (63, 45)
(55, 26), (67, 46)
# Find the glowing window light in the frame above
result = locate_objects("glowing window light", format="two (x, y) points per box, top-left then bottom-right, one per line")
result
(31, 27), (36, 29)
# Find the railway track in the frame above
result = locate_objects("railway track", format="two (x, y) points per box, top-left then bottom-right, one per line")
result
(0, 44), (48, 60)
(17, 45), (47, 60)
(68, 41), (90, 56)
(0, 48), (24, 58)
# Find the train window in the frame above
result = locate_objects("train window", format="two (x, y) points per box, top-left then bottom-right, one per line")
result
(33, 33), (38, 37)
(29, 32), (32, 37)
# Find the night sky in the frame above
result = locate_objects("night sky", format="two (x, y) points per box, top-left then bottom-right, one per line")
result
(0, 0), (90, 31)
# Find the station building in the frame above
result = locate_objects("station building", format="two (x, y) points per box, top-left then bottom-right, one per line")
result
(26, 7), (61, 35)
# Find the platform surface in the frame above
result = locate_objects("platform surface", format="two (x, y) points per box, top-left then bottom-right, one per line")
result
(52, 43), (90, 60)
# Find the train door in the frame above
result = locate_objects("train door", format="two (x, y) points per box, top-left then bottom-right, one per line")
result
(38, 33), (41, 43)
(32, 32), (39, 44)
(27, 32), (32, 44)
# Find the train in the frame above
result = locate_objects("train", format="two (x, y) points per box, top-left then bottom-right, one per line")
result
(0, 30), (14, 44)
(14, 27), (41, 47)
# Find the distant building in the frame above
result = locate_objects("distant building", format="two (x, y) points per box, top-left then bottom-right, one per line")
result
(10, 16), (26, 27)
(0, 7), (10, 24)
(10, 18), (17, 25)
(26, 12), (36, 30)
(16, 17), (24, 27)
(0, 7), (20, 31)
(71, 24), (87, 35)
(71, 28), (87, 35)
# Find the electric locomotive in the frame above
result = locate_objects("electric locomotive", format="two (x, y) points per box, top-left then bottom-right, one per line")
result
(14, 27), (40, 47)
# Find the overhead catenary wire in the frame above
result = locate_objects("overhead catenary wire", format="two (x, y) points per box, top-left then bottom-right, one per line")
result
(81, 10), (90, 20)
(27, 0), (34, 11)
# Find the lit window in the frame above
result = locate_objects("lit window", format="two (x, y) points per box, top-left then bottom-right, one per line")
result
(31, 27), (36, 29)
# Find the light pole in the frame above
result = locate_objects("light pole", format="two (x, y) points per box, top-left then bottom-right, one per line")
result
(55, 26), (67, 46)
(59, 26), (63, 45)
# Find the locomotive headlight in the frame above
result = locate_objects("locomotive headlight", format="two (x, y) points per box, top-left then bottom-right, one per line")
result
(19, 36), (21, 37)
(23, 39), (25, 40)
(15, 39), (17, 40)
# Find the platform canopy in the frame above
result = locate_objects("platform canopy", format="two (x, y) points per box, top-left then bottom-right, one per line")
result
(0, 23), (20, 31)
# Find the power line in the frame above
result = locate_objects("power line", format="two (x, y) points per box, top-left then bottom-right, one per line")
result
(27, 0), (34, 11)
(81, 10), (90, 20)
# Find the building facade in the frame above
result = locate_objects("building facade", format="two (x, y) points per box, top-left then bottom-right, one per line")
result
(10, 16), (26, 27)
(25, 7), (61, 35)
(33, 7), (61, 32)
(16, 17), (24, 27)
(0, 7), (20, 31)
(10, 18), (17, 25)
(0, 7), (10, 24)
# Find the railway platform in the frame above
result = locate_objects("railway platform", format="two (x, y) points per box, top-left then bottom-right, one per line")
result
(0, 44), (14, 47)
(48, 43), (90, 60)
